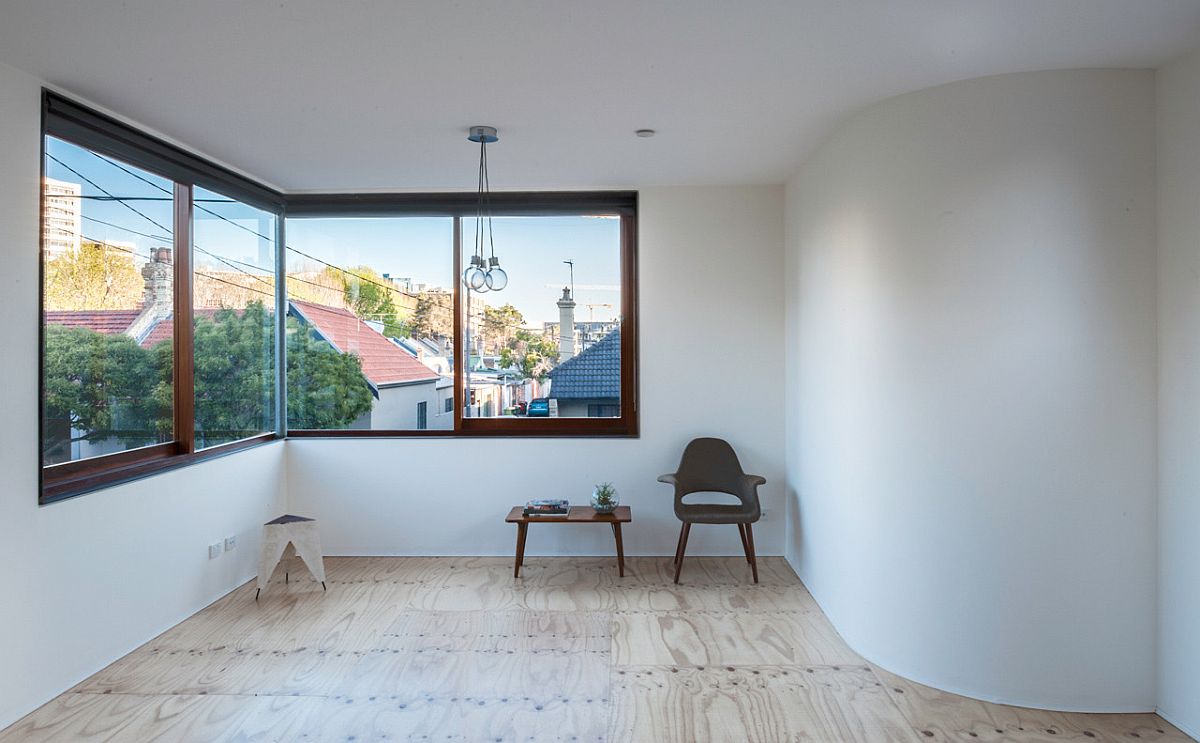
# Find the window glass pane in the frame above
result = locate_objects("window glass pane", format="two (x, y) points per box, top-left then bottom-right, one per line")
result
(284, 217), (454, 430)
(192, 186), (277, 448)
(41, 136), (174, 465)
(461, 215), (622, 419)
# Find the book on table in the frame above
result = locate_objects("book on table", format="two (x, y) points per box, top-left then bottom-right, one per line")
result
(523, 499), (569, 517)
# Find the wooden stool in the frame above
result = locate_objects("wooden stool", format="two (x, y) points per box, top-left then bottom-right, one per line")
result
(256, 515), (326, 600)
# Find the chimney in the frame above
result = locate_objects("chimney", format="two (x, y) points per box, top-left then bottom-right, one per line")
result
(557, 286), (577, 362)
(141, 247), (173, 311)
(126, 247), (174, 344)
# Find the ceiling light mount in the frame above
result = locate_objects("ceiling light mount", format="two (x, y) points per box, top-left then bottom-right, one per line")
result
(635, 129), (656, 138)
(468, 125), (499, 144)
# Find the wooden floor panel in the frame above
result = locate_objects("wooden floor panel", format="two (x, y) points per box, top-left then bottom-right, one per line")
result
(608, 664), (924, 743)
(2, 557), (1191, 743)
(873, 665), (1192, 742)
(611, 609), (859, 666)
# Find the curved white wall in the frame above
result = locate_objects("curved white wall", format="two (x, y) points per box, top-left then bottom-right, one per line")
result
(784, 69), (1157, 711)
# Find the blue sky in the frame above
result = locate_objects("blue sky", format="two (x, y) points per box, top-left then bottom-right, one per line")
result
(46, 136), (621, 326)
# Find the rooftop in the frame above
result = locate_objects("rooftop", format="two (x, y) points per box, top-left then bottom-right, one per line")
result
(547, 327), (620, 400)
(289, 300), (440, 388)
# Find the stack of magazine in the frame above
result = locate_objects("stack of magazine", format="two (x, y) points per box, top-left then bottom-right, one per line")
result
(523, 499), (569, 517)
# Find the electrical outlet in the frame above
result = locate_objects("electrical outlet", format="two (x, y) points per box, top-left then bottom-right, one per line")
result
(208, 543), (222, 559)
(224, 535), (237, 552)
(760, 508), (770, 520)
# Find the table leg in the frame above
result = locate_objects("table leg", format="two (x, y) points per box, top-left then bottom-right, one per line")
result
(514, 522), (528, 578)
(611, 522), (626, 577)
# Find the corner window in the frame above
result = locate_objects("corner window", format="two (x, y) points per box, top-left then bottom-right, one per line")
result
(39, 91), (637, 502)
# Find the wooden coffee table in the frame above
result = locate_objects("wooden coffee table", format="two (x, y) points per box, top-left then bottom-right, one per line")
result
(505, 505), (632, 578)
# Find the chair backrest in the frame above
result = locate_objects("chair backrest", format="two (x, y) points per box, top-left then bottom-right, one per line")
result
(673, 437), (746, 496)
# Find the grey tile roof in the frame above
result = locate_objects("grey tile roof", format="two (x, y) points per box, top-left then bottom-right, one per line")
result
(547, 327), (621, 400)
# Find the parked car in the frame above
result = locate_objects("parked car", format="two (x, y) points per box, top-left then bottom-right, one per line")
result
(527, 398), (550, 417)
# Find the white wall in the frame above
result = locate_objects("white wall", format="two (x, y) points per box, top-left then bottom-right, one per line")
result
(289, 185), (787, 558)
(1156, 47), (1200, 740)
(784, 70), (1158, 711)
(0, 61), (288, 731)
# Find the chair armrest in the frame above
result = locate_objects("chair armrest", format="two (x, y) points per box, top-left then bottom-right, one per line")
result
(657, 473), (678, 485)
(742, 474), (766, 488)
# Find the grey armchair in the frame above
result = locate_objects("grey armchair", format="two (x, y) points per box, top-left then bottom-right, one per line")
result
(658, 437), (765, 584)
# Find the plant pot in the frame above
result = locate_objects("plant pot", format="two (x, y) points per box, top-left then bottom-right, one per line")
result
(591, 487), (618, 514)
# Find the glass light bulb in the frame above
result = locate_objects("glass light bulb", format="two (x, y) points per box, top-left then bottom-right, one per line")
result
(468, 267), (488, 291)
(485, 267), (508, 291)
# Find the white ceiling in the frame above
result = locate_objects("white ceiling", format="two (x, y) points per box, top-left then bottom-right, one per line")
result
(2, 1), (1198, 191)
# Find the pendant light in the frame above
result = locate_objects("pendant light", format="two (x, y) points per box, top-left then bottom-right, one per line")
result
(464, 125), (507, 293)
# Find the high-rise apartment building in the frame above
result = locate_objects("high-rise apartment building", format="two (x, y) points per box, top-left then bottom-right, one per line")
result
(42, 177), (81, 257)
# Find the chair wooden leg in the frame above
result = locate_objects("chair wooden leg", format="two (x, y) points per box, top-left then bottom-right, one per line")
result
(673, 523), (691, 584)
(737, 523), (751, 564)
(744, 522), (758, 584)
(673, 522), (687, 565)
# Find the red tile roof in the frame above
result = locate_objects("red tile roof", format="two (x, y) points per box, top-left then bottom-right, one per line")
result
(137, 309), (228, 348)
(44, 308), (142, 335)
(289, 300), (439, 387)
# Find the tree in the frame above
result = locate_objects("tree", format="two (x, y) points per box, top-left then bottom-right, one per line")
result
(286, 315), (375, 429)
(410, 294), (435, 339)
(44, 240), (144, 311)
(42, 302), (376, 459)
(482, 304), (524, 353)
(338, 265), (407, 337)
(192, 303), (275, 446)
(499, 329), (560, 380)
(42, 325), (166, 460)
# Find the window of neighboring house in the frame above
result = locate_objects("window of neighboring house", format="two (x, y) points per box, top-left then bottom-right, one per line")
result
(282, 217), (453, 433)
(444, 397), (454, 414)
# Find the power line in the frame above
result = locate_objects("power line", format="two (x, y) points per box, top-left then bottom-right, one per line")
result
(78, 233), (275, 300)
(51, 155), (274, 291)
(67, 151), (491, 325)
(85, 150), (461, 313)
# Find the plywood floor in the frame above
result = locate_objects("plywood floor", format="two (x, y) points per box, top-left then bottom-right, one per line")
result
(1, 556), (1190, 742)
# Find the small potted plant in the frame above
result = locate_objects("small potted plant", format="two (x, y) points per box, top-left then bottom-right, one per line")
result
(591, 482), (618, 514)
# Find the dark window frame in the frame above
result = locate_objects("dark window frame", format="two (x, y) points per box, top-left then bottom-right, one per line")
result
(40, 92), (286, 503)
(284, 194), (639, 439)
(38, 90), (638, 504)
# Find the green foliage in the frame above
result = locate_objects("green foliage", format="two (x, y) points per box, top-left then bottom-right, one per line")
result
(335, 265), (407, 337)
(44, 240), (144, 311)
(482, 303), (524, 351)
(42, 302), (377, 458)
(593, 481), (616, 506)
(286, 316), (375, 429)
(42, 325), (167, 458)
(499, 329), (560, 381)
(192, 302), (275, 445)
(410, 294), (435, 339)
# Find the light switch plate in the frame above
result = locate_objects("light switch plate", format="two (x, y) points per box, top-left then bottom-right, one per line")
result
(224, 536), (237, 551)
(208, 543), (222, 559)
